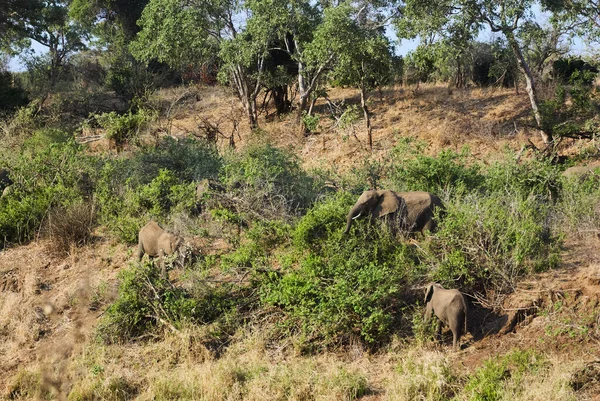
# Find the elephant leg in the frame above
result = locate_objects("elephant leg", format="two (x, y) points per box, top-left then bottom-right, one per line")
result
(422, 218), (436, 232)
(137, 241), (144, 262)
(452, 329), (460, 350)
(159, 249), (167, 278)
(435, 321), (443, 342)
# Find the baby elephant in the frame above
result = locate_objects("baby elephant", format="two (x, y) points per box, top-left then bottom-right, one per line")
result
(137, 221), (184, 278)
(424, 283), (467, 350)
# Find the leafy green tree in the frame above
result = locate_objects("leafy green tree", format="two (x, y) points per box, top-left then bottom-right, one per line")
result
(396, 0), (573, 146)
(324, 4), (393, 149)
(0, 0), (44, 53)
(132, 0), (267, 128)
(26, 1), (87, 86)
(69, 0), (148, 42)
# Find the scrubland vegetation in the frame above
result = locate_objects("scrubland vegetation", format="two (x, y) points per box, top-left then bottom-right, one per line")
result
(3, 0), (600, 399)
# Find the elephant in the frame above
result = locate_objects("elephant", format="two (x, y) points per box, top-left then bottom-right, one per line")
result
(344, 190), (444, 235)
(137, 221), (184, 278)
(0, 169), (13, 198)
(424, 283), (467, 350)
(561, 162), (600, 181)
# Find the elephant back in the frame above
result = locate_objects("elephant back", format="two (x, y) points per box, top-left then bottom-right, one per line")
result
(397, 191), (443, 231)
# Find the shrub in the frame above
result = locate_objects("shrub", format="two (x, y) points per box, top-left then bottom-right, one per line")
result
(97, 263), (240, 344)
(220, 141), (318, 219)
(220, 219), (290, 271)
(302, 112), (321, 133)
(484, 155), (562, 200)
(261, 193), (421, 348)
(95, 138), (220, 242)
(0, 135), (97, 247)
(557, 173), (600, 236)
(93, 108), (155, 149)
(386, 139), (483, 194)
(0, 70), (28, 113)
(461, 350), (547, 401)
(45, 201), (96, 255)
(424, 192), (560, 294)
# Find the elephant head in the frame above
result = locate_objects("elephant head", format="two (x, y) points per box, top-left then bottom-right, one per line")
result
(344, 190), (406, 234)
(424, 283), (467, 350)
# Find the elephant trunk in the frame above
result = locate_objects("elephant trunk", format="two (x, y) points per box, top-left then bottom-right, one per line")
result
(345, 204), (364, 234)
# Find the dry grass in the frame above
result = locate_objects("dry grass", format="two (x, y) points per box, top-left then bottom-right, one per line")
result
(2, 84), (600, 400)
(145, 83), (546, 177)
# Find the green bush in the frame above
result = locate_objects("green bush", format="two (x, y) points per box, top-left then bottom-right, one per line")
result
(0, 134), (97, 246)
(0, 70), (28, 113)
(93, 108), (155, 149)
(220, 219), (291, 271)
(97, 262), (238, 344)
(95, 138), (221, 242)
(261, 193), (421, 347)
(386, 139), (483, 194)
(484, 155), (562, 200)
(462, 350), (546, 401)
(425, 192), (560, 293)
(221, 141), (318, 219)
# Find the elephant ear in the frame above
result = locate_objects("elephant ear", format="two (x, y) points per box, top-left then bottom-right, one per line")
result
(424, 284), (435, 303)
(372, 191), (405, 218)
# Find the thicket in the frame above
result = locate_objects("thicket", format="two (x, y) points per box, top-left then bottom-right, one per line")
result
(1, 123), (597, 350)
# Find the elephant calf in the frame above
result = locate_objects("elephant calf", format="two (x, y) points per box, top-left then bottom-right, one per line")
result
(137, 221), (184, 278)
(424, 283), (467, 350)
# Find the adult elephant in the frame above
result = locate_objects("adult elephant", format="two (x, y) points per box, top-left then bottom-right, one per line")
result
(344, 190), (444, 235)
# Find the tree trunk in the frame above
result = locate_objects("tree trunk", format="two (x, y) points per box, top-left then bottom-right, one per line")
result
(232, 65), (258, 129)
(505, 31), (552, 145)
(360, 84), (372, 150)
(272, 85), (290, 115)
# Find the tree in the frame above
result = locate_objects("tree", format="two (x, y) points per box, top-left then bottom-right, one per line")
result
(324, 4), (393, 149)
(27, 1), (87, 86)
(132, 0), (268, 128)
(69, 0), (149, 42)
(0, 0), (44, 52)
(397, 0), (565, 145)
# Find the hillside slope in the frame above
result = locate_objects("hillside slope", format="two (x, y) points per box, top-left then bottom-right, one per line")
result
(2, 84), (600, 400)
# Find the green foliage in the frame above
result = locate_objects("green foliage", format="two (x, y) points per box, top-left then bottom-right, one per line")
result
(220, 219), (291, 271)
(484, 155), (562, 199)
(93, 107), (155, 148)
(462, 350), (546, 401)
(221, 141), (318, 217)
(427, 193), (559, 292)
(387, 138), (483, 193)
(301, 112), (321, 133)
(0, 71), (28, 113)
(97, 262), (237, 344)
(95, 138), (221, 242)
(0, 133), (97, 246)
(262, 193), (421, 347)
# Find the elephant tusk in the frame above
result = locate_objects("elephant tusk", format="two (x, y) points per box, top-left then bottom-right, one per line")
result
(352, 212), (362, 220)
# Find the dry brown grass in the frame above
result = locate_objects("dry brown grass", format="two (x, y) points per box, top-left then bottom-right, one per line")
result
(146, 83), (547, 177)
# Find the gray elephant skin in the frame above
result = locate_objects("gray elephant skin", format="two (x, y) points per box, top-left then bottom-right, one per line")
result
(0, 169), (13, 198)
(344, 190), (444, 234)
(561, 162), (600, 181)
(137, 221), (184, 277)
(424, 283), (467, 350)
